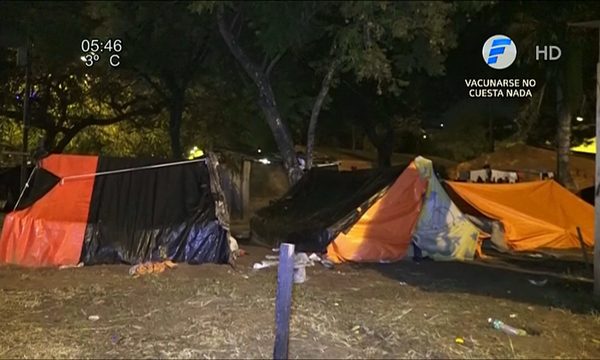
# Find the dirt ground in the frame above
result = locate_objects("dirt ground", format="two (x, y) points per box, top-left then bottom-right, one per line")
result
(1, 245), (600, 359)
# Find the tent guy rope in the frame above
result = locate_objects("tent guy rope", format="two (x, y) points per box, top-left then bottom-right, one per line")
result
(13, 166), (38, 212)
(59, 158), (207, 184)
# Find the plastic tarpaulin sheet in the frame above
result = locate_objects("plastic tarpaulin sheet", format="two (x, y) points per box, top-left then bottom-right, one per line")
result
(412, 157), (479, 260)
(446, 180), (594, 251)
(81, 157), (230, 265)
(0, 155), (98, 266)
(251, 167), (404, 252)
(326, 162), (427, 263)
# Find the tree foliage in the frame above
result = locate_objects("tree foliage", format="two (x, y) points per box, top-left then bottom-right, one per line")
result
(190, 1), (482, 171)
(88, 1), (216, 158)
(0, 2), (163, 157)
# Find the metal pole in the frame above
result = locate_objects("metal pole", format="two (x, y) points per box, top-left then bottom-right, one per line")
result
(273, 243), (295, 360)
(20, 42), (31, 190)
(594, 28), (600, 297)
(568, 21), (600, 296)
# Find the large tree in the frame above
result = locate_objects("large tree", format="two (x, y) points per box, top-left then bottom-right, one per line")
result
(193, 1), (485, 175)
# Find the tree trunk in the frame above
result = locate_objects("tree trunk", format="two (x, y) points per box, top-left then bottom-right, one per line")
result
(43, 129), (57, 152)
(377, 144), (392, 168)
(556, 81), (576, 190)
(54, 130), (78, 153)
(306, 59), (338, 170)
(257, 86), (302, 182)
(216, 6), (301, 183)
(168, 97), (184, 158)
(366, 123), (393, 168)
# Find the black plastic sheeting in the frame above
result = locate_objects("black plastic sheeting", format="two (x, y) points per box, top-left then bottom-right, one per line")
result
(251, 166), (406, 253)
(81, 157), (230, 265)
(577, 186), (594, 205)
(14, 167), (61, 211)
(0, 165), (38, 212)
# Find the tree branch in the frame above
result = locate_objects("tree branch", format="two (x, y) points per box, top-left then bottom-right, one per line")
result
(80, 104), (163, 128)
(306, 57), (340, 169)
(261, 54), (268, 73)
(51, 102), (164, 153)
(229, 10), (241, 32)
(184, 33), (212, 87)
(0, 109), (20, 121)
(192, 35), (211, 65)
(133, 68), (170, 101)
(266, 50), (286, 78)
(216, 4), (262, 84)
(235, 12), (244, 39)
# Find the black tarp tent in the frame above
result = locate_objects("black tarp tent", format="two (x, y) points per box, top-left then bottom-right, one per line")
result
(250, 166), (405, 252)
(0, 153), (233, 267)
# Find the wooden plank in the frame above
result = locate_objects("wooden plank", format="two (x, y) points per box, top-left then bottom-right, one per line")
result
(242, 159), (251, 220)
(273, 243), (295, 360)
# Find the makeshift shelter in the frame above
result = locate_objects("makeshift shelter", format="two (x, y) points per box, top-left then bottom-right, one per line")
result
(252, 156), (479, 263)
(0, 154), (232, 267)
(327, 157), (479, 263)
(251, 166), (403, 253)
(445, 180), (594, 252)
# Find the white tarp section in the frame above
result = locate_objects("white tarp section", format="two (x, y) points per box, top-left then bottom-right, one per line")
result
(411, 157), (479, 260)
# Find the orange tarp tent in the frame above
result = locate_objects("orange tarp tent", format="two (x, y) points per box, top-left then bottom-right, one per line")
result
(326, 162), (427, 263)
(0, 155), (97, 266)
(446, 180), (594, 251)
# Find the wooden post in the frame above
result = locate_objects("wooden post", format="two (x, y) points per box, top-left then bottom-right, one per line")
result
(273, 243), (295, 360)
(230, 164), (242, 220)
(242, 159), (251, 220)
(577, 227), (592, 271)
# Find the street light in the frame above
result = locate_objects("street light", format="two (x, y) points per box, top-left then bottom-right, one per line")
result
(568, 20), (600, 297)
(576, 116), (584, 122)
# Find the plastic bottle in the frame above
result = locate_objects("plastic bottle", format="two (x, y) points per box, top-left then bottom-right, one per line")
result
(488, 318), (527, 336)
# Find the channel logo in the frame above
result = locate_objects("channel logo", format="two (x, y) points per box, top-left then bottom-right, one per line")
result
(482, 35), (517, 70)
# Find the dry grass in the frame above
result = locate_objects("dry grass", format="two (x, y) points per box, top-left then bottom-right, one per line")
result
(1, 249), (600, 359)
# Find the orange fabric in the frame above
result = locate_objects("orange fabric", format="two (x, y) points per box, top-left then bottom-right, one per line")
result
(326, 163), (427, 263)
(446, 180), (594, 251)
(0, 154), (98, 266)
